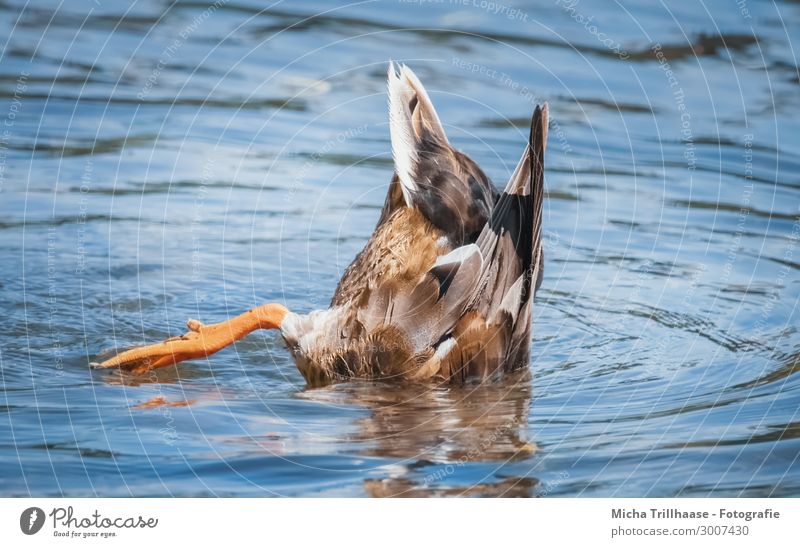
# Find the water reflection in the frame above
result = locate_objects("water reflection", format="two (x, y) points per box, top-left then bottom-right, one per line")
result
(300, 372), (538, 497)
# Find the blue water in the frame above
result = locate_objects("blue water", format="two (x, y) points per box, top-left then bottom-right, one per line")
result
(0, 0), (798, 496)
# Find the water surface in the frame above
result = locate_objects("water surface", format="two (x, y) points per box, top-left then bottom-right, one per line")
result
(1, 0), (799, 496)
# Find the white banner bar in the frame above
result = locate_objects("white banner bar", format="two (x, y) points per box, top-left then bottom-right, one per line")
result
(1, 498), (796, 546)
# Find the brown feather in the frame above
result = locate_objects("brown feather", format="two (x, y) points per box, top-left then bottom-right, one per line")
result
(280, 71), (548, 386)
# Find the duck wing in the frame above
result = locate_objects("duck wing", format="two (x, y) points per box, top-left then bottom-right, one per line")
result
(332, 63), (496, 307)
(385, 62), (497, 245)
(424, 104), (548, 381)
(351, 104), (547, 382)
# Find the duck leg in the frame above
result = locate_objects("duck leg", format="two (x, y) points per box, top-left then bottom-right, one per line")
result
(91, 303), (289, 374)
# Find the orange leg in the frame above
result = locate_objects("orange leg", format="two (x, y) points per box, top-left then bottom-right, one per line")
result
(91, 303), (289, 374)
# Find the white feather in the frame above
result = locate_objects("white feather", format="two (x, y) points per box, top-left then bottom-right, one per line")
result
(280, 308), (341, 355)
(388, 61), (418, 206)
(398, 64), (447, 142)
(433, 337), (457, 360)
(434, 243), (481, 267)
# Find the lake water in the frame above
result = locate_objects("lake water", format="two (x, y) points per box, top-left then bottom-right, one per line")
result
(0, 0), (798, 497)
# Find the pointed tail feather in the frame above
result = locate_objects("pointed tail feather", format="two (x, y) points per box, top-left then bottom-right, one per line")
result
(474, 104), (547, 326)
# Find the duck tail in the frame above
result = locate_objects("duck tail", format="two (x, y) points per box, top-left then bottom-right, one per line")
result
(478, 103), (547, 291)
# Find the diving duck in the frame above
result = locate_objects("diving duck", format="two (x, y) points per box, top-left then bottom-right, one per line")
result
(92, 63), (548, 385)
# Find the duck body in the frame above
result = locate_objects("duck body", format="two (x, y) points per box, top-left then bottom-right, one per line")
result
(280, 65), (546, 385)
(283, 205), (465, 385)
(93, 63), (547, 386)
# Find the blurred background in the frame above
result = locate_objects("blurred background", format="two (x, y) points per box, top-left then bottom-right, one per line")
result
(0, 0), (798, 496)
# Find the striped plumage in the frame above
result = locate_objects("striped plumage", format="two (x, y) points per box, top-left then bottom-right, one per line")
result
(93, 63), (548, 386)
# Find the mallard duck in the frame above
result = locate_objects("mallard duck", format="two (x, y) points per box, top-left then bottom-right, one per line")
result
(92, 63), (548, 385)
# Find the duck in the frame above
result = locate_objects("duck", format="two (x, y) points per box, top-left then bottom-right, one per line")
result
(92, 63), (548, 386)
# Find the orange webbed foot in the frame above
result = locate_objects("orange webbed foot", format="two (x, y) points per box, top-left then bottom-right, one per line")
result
(90, 303), (289, 375)
(90, 327), (212, 374)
